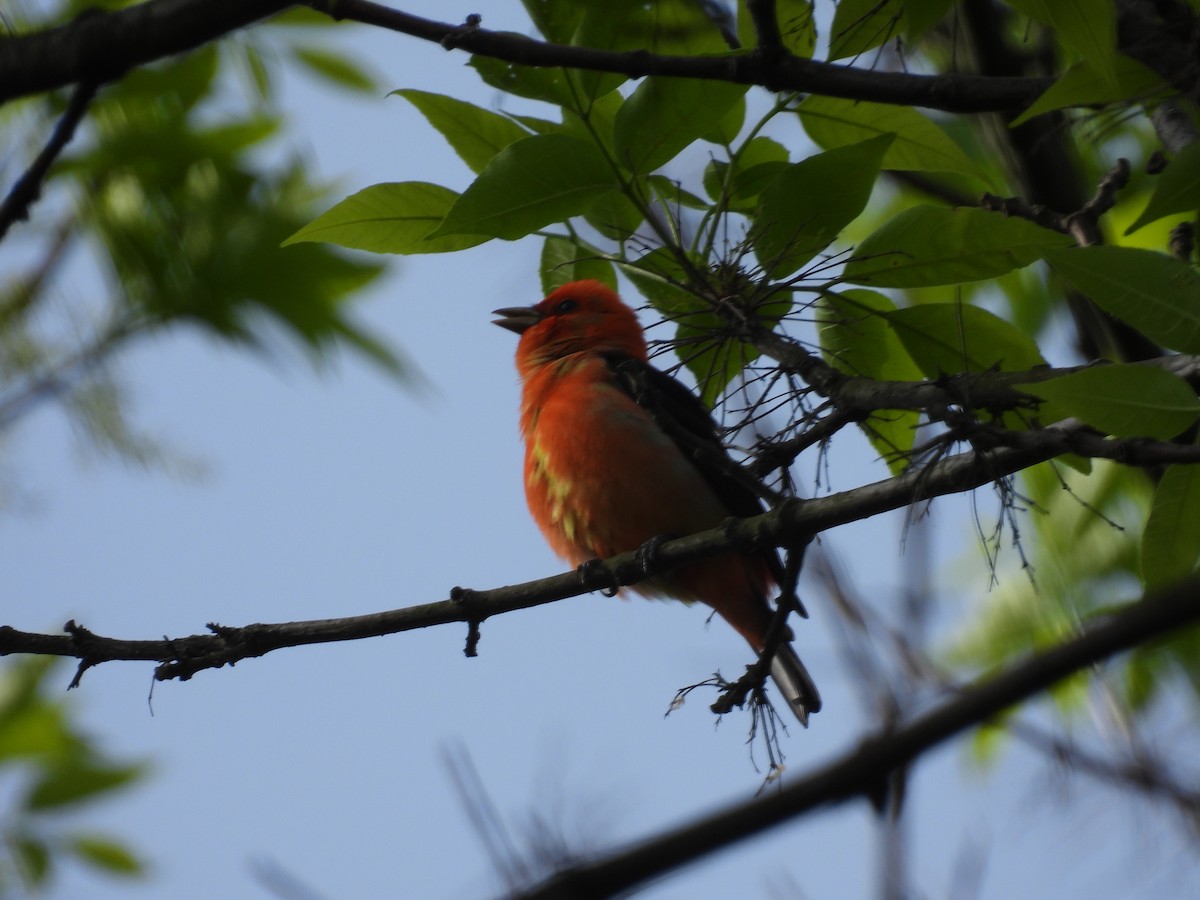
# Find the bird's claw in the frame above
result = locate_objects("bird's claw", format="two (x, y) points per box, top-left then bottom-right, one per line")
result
(577, 558), (618, 596)
(634, 533), (674, 576)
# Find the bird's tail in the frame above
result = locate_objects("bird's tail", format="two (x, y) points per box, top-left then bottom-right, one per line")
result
(768, 643), (822, 727)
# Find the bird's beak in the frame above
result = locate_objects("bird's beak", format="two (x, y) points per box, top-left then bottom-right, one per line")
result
(492, 306), (542, 335)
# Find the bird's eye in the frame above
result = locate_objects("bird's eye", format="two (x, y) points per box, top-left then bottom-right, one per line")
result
(555, 298), (578, 314)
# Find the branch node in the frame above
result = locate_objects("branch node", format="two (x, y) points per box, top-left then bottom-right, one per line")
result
(440, 14), (481, 50)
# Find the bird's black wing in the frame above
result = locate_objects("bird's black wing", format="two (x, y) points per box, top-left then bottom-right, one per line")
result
(604, 354), (764, 517)
(603, 353), (806, 613)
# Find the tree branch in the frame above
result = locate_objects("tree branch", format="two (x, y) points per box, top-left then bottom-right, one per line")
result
(307, 0), (1051, 113)
(0, 422), (1109, 683)
(515, 574), (1200, 900)
(0, 81), (97, 240)
(0, 0), (297, 104)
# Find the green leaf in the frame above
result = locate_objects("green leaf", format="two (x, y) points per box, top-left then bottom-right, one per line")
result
(68, 834), (144, 876)
(1126, 141), (1200, 234)
(584, 189), (645, 240)
(845, 205), (1073, 287)
(752, 135), (893, 278)
(676, 293), (792, 405)
(1017, 365), (1200, 440)
(888, 303), (1047, 376)
(522, 0), (584, 42)
(395, 90), (532, 174)
(905, 0), (956, 41)
(540, 235), (616, 293)
(701, 94), (747, 146)
(817, 289), (922, 470)
(1141, 464), (1200, 590)
(469, 52), (569, 105)
(797, 94), (984, 181)
(432, 135), (618, 240)
(621, 247), (699, 313)
(613, 78), (749, 173)
(14, 834), (51, 886)
(703, 136), (790, 209)
(737, 0), (817, 57)
(26, 762), (145, 811)
(829, 0), (905, 61)
(291, 47), (377, 93)
(1011, 54), (1167, 127)
(1007, 0), (1118, 90)
(1042, 246), (1200, 353)
(284, 182), (487, 254)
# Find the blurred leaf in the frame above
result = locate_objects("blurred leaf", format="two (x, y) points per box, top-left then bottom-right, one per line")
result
(818, 289), (922, 470)
(396, 90), (532, 174)
(1125, 141), (1200, 234)
(291, 46), (377, 93)
(1017, 365), (1200, 440)
(286, 182), (488, 254)
(905, 0), (956, 41)
(13, 834), (52, 887)
(752, 135), (892, 278)
(613, 78), (748, 173)
(1043, 246), (1200, 354)
(846, 206), (1072, 287)
(26, 762), (145, 811)
(797, 94), (984, 182)
(68, 834), (144, 877)
(888, 303), (1046, 376)
(1141, 464), (1200, 591)
(432, 135), (618, 239)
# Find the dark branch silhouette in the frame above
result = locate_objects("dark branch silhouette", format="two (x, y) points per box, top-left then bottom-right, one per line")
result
(514, 574), (1200, 899)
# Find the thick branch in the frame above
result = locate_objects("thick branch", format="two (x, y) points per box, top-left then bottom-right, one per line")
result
(308, 0), (1051, 113)
(0, 0), (296, 104)
(516, 574), (1200, 900)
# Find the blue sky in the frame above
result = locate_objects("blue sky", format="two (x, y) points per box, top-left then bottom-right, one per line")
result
(4, 2), (1200, 898)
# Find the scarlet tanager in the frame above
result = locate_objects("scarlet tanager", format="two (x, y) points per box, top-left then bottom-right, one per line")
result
(493, 280), (821, 725)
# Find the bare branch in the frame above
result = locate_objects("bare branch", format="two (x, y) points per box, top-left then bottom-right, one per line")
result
(0, 81), (97, 240)
(515, 574), (1200, 900)
(0, 416), (1139, 682)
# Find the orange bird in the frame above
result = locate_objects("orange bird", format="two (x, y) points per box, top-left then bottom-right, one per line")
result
(493, 280), (821, 725)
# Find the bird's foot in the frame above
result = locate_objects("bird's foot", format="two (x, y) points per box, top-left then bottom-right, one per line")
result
(576, 558), (619, 597)
(634, 533), (675, 576)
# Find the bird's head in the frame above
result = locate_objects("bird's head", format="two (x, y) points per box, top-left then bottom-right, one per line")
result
(493, 280), (648, 373)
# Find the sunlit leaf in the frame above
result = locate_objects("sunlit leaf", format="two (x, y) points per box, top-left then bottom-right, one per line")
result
(285, 182), (486, 254)
(432, 135), (618, 239)
(1017, 365), (1200, 439)
(396, 90), (532, 174)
